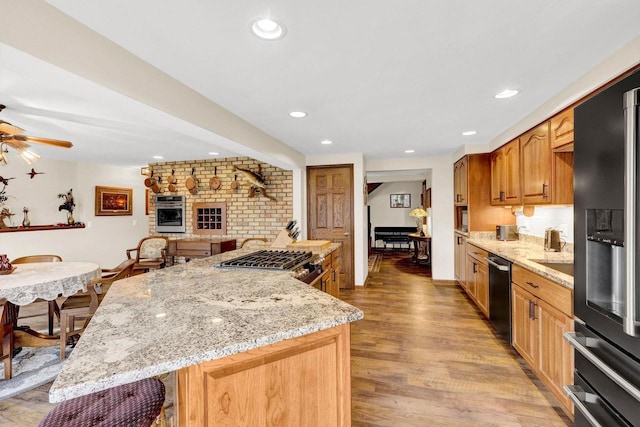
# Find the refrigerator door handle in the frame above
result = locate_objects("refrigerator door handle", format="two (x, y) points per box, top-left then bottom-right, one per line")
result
(564, 332), (640, 402)
(564, 385), (603, 427)
(624, 88), (640, 337)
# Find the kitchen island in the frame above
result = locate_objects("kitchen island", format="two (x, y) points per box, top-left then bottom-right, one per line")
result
(49, 248), (363, 426)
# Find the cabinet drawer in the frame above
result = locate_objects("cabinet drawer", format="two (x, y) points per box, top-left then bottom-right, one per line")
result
(322, 253), (332, 270)
(177, 241), (212, 250)
(177, 250), (211, 257)
(512, 265), (572, 316)
(467, 244), (488, 264)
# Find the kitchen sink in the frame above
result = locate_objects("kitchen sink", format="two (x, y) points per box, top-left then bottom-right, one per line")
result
(529, 260), (574, 277)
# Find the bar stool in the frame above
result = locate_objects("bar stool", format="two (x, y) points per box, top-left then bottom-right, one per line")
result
(38, 377), (165, 427)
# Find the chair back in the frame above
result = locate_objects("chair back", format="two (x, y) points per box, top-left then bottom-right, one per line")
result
(12, 255), (62, 264)
(89, 259), (136, 311)
(131, 236), (168, 261)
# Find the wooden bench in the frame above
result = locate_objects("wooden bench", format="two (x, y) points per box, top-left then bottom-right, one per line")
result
(373, 227), (416, 251)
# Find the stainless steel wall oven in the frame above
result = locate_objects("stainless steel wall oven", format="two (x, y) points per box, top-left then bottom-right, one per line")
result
(155, 195), (185, 233)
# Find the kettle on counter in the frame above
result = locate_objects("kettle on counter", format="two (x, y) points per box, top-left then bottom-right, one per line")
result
(544, 228), (564, 252)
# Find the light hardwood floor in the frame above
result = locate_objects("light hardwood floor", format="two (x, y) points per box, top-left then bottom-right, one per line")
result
(341, 251), (571, 426)
(1, 253), (572, 426)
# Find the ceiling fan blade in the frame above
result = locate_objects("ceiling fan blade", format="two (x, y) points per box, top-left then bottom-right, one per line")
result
(0, 121), (25, 135)
(1, 138), (30, 150)
(13, 135), (73, 148)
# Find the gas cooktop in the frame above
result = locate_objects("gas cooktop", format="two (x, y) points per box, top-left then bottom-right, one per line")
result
(217, 250), (313, 271)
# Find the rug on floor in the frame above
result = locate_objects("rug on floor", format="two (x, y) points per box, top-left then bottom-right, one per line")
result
(368, 254), (382, 272)
(0, 345), (71, 401)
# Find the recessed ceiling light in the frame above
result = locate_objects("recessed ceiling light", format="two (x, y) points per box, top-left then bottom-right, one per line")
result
(404, 149), (415, 154)
(321, 140), (333, 145)
(152, 155), (164, 159)
(208, 152), (219, 156)
(251, 17), (286, 40)
(495, 89), (519, 99)
(289, 111), (307, 118)
(462, 130), (477, 136)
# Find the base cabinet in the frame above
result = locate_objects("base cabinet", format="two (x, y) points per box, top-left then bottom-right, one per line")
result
(454, 233), (467, 286)
(511, 266), (573, 415)
(177, 324), (352, 427)
(463, 243), (489, 318)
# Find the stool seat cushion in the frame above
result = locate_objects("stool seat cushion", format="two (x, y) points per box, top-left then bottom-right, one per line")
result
(39, 378), (165, 427)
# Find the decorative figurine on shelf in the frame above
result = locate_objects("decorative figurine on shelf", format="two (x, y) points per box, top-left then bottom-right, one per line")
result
(22, 207), (30, 227)
(0, 207), (14, 229)
(409, 207), (427, 236)
(58, 188), (76, 225)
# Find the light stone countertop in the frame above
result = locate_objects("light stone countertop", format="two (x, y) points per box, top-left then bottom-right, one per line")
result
(49, 247), (363, 403)
(465, 237), (574, 289)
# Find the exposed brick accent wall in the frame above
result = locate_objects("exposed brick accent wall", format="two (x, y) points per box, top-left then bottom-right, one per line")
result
(148, 157), (293, 242)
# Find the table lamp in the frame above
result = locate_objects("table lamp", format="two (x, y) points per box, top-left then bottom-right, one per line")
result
(409, 208), (427, 236)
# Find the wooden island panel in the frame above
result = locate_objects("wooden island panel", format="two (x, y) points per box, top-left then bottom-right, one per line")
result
(177, 323), (351, 427)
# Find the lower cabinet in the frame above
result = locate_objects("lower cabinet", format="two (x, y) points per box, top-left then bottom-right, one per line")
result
(454, 233), (467, 287)
(320, 247), (341, 298)
(511, 265), (574, 415)
(464, 243), (489, 318)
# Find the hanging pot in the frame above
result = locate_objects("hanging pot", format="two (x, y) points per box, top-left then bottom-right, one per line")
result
(167, 169), (176, 184)
(168, 182), (177, 192)
(230, 173), (239, 190)
(185, 168), (198, 194)
(144, 171), (156, 188)
(151, 176), (162, 193)
(209, 166), (221, 191)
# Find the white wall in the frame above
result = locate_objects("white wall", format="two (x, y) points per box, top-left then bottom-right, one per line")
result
(516, 206), (574, 243)
(367, 156), (454, 281)
(369, 181), (423, 249)
(1, 151), (149, 266)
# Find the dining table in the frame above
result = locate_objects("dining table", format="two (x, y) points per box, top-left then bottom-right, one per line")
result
(0, 261), (100, 360)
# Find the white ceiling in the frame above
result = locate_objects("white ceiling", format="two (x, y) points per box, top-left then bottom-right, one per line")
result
(1, 0), (640, 168)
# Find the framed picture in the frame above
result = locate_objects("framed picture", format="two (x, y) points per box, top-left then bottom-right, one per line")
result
(390, 194), (411, 208)
(95, 186), (133, 216)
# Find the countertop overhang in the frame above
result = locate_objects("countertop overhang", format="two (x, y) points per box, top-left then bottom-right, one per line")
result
(49, 247), (363, 403)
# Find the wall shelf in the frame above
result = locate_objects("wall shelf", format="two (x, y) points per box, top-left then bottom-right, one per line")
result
(0, 224), (86, 233)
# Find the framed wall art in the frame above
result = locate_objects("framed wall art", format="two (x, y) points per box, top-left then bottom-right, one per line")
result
(390, 194), (411, 208)
(95, 186), (133, 216)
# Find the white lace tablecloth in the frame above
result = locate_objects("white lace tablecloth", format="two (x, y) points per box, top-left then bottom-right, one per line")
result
(0, 262), (101, 305)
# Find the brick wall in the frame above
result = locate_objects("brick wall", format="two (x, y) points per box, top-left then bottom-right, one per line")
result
(147, 157), (293, 242)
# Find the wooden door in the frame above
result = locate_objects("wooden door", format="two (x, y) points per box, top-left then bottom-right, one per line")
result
(536, 299), (574, 412)
(511, 284), (537, 368)
(307, 165), (354, 289)
(503, 139), (522, 205)
(550, 109), (574, 150)
(521, 123), (551, 205)
(490, 148), (505, 205)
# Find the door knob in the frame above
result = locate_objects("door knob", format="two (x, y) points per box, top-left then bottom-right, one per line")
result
(344, 232), (350, 236)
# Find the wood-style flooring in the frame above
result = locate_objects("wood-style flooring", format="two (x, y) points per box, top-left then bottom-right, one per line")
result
(340, 251), (572, 426)
(1, 252), (572, 426)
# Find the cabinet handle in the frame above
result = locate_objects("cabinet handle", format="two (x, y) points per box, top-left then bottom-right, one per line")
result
(542, 184), (549, 199)
(500, 190), (505, 202)
(456, 194), (460, 202)
(457, 236), (461, 245)
(333, 270), (336, 281)
(473, 263), (477, 274)
(528, 301), (534, 319)
(525, 281), (539, 289)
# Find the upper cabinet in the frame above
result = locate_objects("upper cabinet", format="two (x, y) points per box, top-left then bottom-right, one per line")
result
(521, 122), (552, 205)
(550, 108), (574, 151)
(490, 139), (521, 206)
(453, 157), (468, 205)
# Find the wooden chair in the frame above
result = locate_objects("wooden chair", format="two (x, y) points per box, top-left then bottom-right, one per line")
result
(11, 255), (63, 336)
(59, 259), (136, 359)
(126, 236), (169, 274)
(0, 298), (13, 380)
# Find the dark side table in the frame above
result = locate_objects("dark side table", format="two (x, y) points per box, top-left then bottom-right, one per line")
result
(408, 233), (431, 266)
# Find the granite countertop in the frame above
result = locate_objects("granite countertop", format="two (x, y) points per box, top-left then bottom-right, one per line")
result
(466, 237), (574, 289)
(49, 247), (363, 403)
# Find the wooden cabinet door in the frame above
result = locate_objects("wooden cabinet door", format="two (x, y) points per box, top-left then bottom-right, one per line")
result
(537, 299), (573, 412)
(475, 261), (489, 318)
(454, 234), (467, 285)
(503, 139), (521, 205)
(465, 256), (478, 300)
(550, 109), (574, 150)
(307, 165), (354, 289)
(454, 157), (468, 205)
(511, 284), (537, 368)
(521, 123), (552, 205)
(490, 149), (505, 205)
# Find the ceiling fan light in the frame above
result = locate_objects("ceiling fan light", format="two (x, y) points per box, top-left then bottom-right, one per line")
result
(17, 148), (41, 165)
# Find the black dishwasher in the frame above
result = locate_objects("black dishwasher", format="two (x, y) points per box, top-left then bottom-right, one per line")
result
(485, 254), (512, 344)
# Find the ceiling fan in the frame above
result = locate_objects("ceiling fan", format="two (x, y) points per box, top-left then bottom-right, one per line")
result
(0, 104), (73, 165)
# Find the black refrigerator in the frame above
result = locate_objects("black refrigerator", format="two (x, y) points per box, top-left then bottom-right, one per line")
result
(569, 68), (640, 426)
